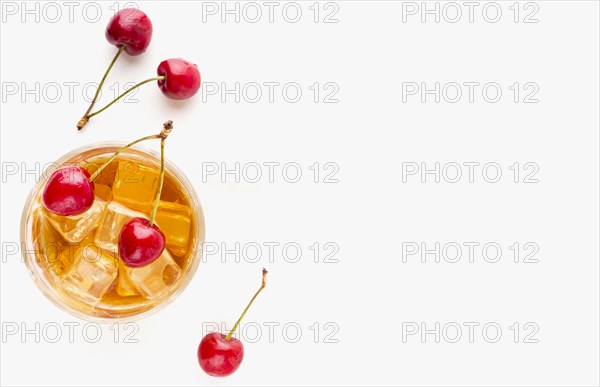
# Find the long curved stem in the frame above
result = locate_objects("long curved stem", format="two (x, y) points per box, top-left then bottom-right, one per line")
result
(148, 138), (165, 227)
(88, 121), (173, 183)
(77, 45), (125, 130)
(226, 268), (268, 341)
(88, 134), (160, 182)
(86, 76), (164, 120)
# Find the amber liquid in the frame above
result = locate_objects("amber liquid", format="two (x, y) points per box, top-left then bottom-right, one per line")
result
(30, 150), (199, 319)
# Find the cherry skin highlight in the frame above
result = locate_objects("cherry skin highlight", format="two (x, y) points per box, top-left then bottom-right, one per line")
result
(106, 9), (153, 56)
(198, 333), (244, 377)
(157, 58), (201, 100)
(42, 166), (95, 216)
(118, 217), (166, 268)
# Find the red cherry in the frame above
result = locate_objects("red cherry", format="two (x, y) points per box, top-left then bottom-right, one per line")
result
(157, 58), (201, 100)
(118, 217), (166, 268)
(198, 333), (244, 377)
(42, 166), (95, 216)
(106, 9), (153, 56)
(197, 269), (268, 377)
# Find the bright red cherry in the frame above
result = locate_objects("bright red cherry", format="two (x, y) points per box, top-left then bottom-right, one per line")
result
(118, 217), (166, 268)
(42, 166), (95, 216)
(106, 9), (153, 56)
(198, 333), (244, 377)
(198, 269), (268, 377)
(157, 58), (201, 100)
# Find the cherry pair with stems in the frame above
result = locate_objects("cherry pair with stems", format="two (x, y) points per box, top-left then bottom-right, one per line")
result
(77, 8), (201, 130)
(43, 121), (173, 267)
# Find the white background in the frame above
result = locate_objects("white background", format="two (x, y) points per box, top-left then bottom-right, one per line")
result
(1, 1), (599, 386)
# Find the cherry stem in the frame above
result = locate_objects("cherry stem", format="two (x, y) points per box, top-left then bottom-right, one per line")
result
(77, 45), (125, 130)
(148, 137), (165, 227)
(88, 120), (173, 183)
(225, 268), (268, 341)
(85, 76), (165, 121)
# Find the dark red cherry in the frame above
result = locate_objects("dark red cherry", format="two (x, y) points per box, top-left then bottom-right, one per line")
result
(106, 9), (153, 56)
(157, 58), (201, 100)
(42, 166), (95, 216)
(118, 217), (165, 268)
(198, 333), (244, 377)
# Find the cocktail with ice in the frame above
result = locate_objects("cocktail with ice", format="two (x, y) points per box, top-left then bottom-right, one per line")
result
(20, 138), (204, 320)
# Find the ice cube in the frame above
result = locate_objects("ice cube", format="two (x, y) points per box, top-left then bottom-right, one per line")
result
(84, 160), (118, 187)
(155, 201), (192, 256)
(44, 198), (107, 243)
(94, 184), (113, 202)
(37, 213), (72, 276)
(61, 241), (119, 305)
(126, 249), (182, 299)
(115, 262), (140, 297)
(95, 202), (145, 254)
(112, 161), (159, 212)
